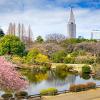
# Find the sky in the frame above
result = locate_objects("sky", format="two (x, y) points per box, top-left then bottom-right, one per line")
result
(0, 0), (100, 39)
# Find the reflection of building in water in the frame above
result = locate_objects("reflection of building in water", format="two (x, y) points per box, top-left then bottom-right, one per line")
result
(47, 71), (76, 86)
(7, 22), (33, 48)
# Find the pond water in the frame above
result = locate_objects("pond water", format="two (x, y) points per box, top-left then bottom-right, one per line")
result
(22, 69), (100, 95)
(25, 75), (100, 95)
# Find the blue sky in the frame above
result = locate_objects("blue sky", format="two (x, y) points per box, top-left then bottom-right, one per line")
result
(0, 0), (100, 39)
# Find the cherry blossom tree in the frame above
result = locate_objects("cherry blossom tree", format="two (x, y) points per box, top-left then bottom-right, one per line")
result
(0, 56), (27, 92)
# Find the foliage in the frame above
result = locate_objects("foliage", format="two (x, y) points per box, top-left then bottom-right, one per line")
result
(56, 64), (70, 72)
(36, 36), (44, 43)
(75, 56), (95, 64)
(26, 48), (40, 64)
(35, 53), (49, 64)
(51, 50), (66, 63)
(86, 82), (96, 89)
(11, 55), (24, 64)
(96, 56), (100, 64)
(60, 38), (97, 47)
(0, 35), (25, 56)
(69, 82), (96, 92)
(0, 56), (27, 92)
(1, 93), (13, 99)
(15, 91), (28, 99)
(40, 88), (58, 96)
(0, 28), (5, 37)
(82, 65), (91, 74)
(63, 55), (75, 64)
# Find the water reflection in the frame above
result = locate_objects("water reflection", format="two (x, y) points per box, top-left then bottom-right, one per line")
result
(19, 68), (100, 95)
(81, 74), (91, 80)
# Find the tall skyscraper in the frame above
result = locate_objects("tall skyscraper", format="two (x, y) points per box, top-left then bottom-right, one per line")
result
(67, 8), (76, 38)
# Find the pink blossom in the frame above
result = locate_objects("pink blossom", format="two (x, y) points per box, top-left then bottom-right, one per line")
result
(0, 56), (28, 92)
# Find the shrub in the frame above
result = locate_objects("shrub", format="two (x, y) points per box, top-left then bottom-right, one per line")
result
(35, 53), (49, 64)
(26, 48), (40, 64)
(63, 56), (75, 64)
(69, 82), (96, 92)
(82, 65), (91, 74)
(40, 88), (58, 96)
(15, 91), (28, 99)
(1, 93), (13, 99)
(56, 64), (72, 72)
(69, 84), (86, 92)
(75, 56), (95, 64)
(86, 82), (96, 89)
(51, 50), (66, 63)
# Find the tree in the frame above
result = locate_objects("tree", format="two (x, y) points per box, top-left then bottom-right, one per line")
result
(0, 56), (27, 92)
(0, 28), (4, 37)
(36, 36), (44, 43)
(46, 33), (66, 43)
(0, 35), (25, 56)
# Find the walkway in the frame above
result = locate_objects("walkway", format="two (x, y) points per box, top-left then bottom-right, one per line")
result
(43, 88), (100, 100)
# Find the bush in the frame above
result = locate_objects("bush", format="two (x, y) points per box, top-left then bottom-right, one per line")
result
(40, 88), (58, 96)
(69, 82), (96, 92)
(75, 56), (95, 64)
(35, 53), (49, 64)
(15, 91), (28, 99)
(56, 64), (73, 72)
(63, 56), (75, 64)
(69, 84), (87, 92)
(86, 82), (96, 89)
(82, 65), (91, 74)
(1, 93), (13, 99)
(51, 50), (66, 63)
(26, 48), (40, 64)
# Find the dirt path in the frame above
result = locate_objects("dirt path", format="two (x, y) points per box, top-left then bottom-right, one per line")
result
(43, 88), (100, 100)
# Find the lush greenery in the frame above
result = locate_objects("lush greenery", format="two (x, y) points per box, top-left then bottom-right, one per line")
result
(82, 65), (91, 74)
(0, 34), (98, 67)
(0, 35), (25, 56)
(0, 28), (4, 37)
(40, 88), (58, 96)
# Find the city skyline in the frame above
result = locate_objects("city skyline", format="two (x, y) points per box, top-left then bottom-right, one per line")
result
(0, 0), (100, 39)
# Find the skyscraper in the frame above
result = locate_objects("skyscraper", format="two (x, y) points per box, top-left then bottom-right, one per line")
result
(67, 8), (76, 38)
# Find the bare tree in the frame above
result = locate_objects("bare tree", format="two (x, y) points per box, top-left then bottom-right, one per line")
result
(46, 33), (66, 43)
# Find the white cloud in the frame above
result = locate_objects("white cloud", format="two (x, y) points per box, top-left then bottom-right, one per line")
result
(0, 7), (100, 39)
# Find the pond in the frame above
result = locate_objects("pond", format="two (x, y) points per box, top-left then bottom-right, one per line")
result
(21, 68), (100, 95)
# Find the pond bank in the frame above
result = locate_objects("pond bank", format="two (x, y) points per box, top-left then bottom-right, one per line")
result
(51, 63), (94, 73)
(43, 88), (100, 100)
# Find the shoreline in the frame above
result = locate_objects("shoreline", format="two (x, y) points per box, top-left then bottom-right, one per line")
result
(43, 88), (100, 100)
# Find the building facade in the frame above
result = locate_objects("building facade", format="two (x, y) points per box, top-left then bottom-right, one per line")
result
(67, 8), (76, 38)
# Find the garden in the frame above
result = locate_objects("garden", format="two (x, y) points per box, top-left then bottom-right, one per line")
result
(0, 33), (100, 99)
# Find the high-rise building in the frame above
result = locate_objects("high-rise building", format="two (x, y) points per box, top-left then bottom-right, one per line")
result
(67, 8), (76, 38)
